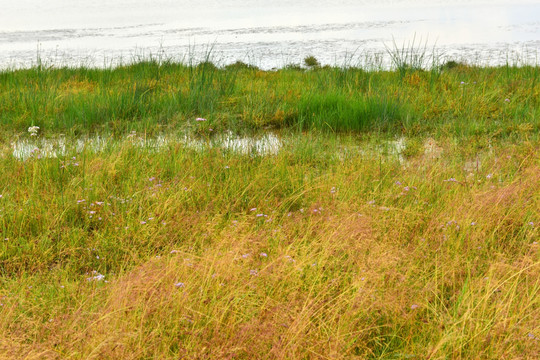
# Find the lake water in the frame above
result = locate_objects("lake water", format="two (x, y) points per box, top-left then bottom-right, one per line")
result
(1, 0), (539, 69)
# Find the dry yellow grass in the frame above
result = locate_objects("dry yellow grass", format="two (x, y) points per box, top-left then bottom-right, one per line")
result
(0, 132), (538, 359)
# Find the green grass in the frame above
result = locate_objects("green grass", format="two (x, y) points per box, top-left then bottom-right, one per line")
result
(0, 59), (538, 359)
(1, 59), (538, 136)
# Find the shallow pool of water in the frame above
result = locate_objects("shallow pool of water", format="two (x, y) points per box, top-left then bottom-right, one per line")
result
(8, 131), (428, 171)
(9, 131), (283, 161)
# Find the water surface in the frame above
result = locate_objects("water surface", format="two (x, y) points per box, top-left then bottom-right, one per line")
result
(1, 0), (539, 68)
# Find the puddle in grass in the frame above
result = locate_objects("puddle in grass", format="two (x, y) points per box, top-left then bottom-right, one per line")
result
(9, 132), (448, 166)
(9, 131), (283, 161)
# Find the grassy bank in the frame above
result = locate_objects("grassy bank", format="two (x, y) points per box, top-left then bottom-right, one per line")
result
(1, 59), (539, 136)
(0, 60), (539, 359)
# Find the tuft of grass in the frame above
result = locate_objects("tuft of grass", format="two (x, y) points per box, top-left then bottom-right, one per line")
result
(304, 55), (321, 68)
(224, 60), (259, 71)
(296, 92), (407, 132)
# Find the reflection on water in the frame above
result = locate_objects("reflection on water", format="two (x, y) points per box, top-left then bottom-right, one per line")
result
(9, 132), (431, 167)
(10, 132), (283, 161)
(0, 0), (539, 69)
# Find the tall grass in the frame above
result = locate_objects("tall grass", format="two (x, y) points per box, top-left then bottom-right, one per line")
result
(385, 35), (440, 77)
(0, 53), (538, 359)
(0, 131), (538, 358)
(296, 92), (406, 132)
(1, 55), (538, 137)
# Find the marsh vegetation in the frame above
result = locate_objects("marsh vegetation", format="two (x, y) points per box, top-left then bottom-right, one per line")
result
(0, 54), (538, 359)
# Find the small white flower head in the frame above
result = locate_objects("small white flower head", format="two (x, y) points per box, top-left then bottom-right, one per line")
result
(86, 272), (105, 282)
(195, 117), (207, 122)
(28, 126), (40, 136)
